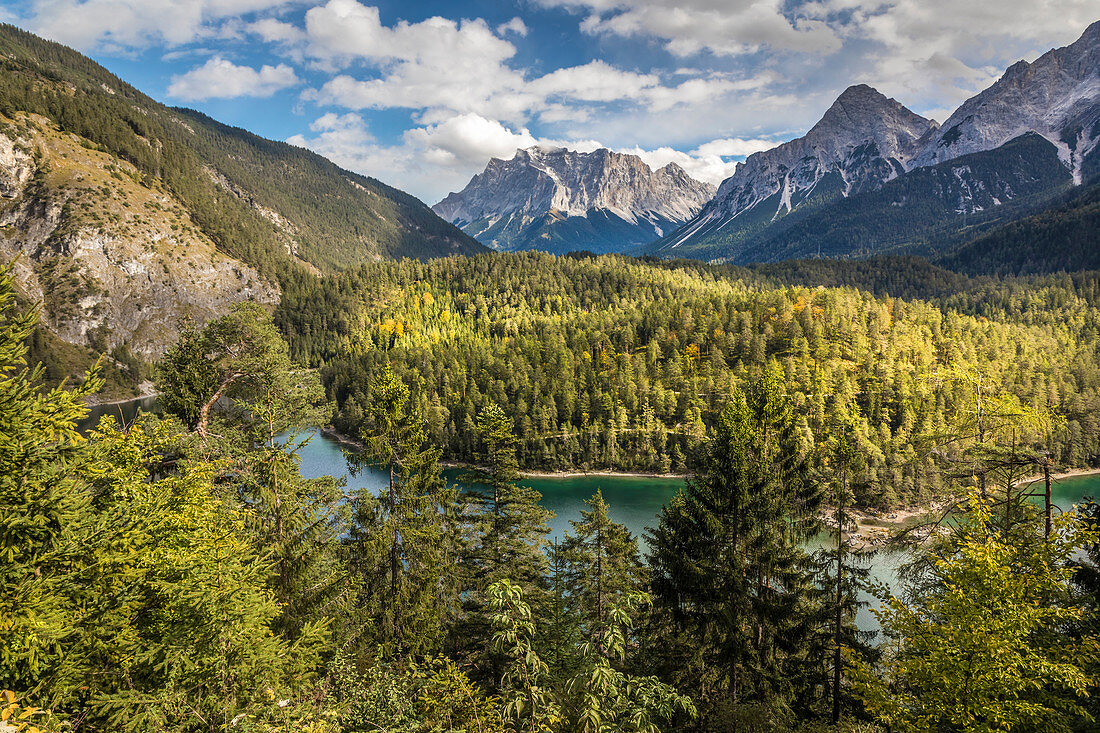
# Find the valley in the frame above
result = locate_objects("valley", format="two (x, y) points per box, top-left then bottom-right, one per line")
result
(3, 9), (1100, 733)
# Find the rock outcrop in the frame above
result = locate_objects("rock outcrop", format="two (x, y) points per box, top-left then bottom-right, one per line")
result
(0, 113), (277, 358)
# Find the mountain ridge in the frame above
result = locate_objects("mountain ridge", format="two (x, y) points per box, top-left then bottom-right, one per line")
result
(433, 146), (715, 254)
(643, 20), (1100, 264)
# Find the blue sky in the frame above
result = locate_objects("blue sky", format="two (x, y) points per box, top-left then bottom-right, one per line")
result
(2, 0), (1096, 203)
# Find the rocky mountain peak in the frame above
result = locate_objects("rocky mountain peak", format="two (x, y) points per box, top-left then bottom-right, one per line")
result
(433, 146), (715, 254)
(910, 20), (1100, 180)
(661, 85), (933, 253)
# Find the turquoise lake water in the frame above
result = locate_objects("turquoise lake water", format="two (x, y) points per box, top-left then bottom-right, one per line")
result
(290, 426), (1100, 540)
(81, 404), (1100, 632)
(289, 426), (1100, 632)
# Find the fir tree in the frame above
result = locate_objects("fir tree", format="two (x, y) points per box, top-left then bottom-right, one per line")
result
(348, 365), (451, 656)
(647, 364), (822, 709)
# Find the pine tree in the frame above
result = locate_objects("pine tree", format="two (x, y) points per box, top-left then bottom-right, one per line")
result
(348, 365), (451, 656)
(155, 302), (343, 643)
(647, 364), (821, 709)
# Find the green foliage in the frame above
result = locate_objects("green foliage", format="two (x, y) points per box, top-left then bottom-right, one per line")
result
(565, 592), (696, 733)
(348, 365), (454, 656)
(281, 252), (1100, 509)
(154, 301), (323, 440)
(490, 579), (563, 732)
(856, 496), (1098, 732)
(333, 653), (506, 733)
(456, 402), (553, 680)
(1, 261), (335, 730)
(647, 366), (822, 708)
(558, 490), (647, 642)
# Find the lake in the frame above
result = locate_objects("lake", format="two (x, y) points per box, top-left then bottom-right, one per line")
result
(82, 405), (1100, 631)
(291, 426), (1100, 541)
(290, 426), (1100, 632)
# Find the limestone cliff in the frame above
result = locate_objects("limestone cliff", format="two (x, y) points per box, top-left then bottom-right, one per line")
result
(0, 113), (277, 358)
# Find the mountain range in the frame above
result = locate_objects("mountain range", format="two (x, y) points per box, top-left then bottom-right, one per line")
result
(647, 19), (1100, 263)
(433, 146), (714, 254)
(1, 18), (1099, 393)
(436, 21), (1099, 265)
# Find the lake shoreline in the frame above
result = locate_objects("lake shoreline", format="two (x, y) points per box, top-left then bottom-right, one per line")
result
(320, 425), (1100, 499)
(320, 427), (690, 480)
(84, 382), (157, 407)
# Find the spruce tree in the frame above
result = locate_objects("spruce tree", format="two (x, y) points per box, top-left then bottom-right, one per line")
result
(559, 490), (646, 642)
(806, 414), (878, 721)
(348, 365), (451, 656)
(647, 364), (821, 709)
(459, 402), (552, 677)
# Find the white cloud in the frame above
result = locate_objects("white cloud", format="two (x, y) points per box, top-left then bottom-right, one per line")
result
(303, 0), (533, 120)
(545, 0), (842, 57)
(496, 17), (529, 36)
(287, 111), (607, 203)
(838, 0), (1098, 112)
(168, 56), (300, 100)
(248, 17), (306, 44)
(538, 0), (1097, 122)
(403, 114), (539, 167)
(693, 137), (779, 158)
(28, 0), (301, 50)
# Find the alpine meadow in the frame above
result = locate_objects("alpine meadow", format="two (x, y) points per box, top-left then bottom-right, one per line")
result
(3, 5), (1100, 733)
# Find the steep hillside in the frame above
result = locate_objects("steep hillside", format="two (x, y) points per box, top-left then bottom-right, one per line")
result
(703, 133), (1074, 264)
(936, 179), (1100, 275)
(0, 23), (483, 278)
(433, 146), (714, 254)
(0, 112), (277, 358)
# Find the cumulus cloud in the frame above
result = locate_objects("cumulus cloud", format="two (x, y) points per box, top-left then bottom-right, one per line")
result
(543, 0), (842, 56)
(287, 111), (607, 203)
(168, 56), (300, 100)
(837, 0), (1098, 111)
(28, 0), (300, 50)
(539, 0), (1097, 118)
(496, 17), (529, 36)
(248, 17), (306, 44)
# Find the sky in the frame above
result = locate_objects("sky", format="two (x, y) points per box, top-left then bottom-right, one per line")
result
(2, 0), (1096, 204)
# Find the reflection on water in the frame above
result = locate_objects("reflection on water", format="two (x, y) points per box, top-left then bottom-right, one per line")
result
(79, 395), (158, 433)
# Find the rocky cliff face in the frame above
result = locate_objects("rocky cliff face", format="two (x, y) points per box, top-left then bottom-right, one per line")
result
(433, 147), (715, 254)
(659, 85), (936, 252)
(0, 113), (277, 358)
(910, 20), (1100, 183)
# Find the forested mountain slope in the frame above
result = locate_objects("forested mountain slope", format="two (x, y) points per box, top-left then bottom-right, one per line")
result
(935, 179), (1100, 275)
(0, 24), (484, 392)
(0, 24), (482, 275)
(277, 252), (1100, 508)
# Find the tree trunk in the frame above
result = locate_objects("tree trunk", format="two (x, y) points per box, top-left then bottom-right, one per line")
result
(1045, 462), (1053, 538)
(195, 372), (240, 439)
